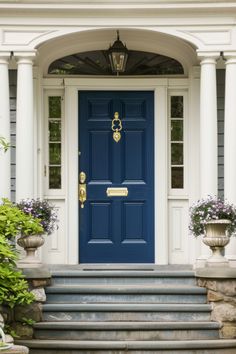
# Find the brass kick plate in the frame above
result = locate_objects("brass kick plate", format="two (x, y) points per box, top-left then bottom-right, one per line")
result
(106, 187), (128, 197)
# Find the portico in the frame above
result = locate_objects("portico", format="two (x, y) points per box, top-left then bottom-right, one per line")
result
(1, 1), (236, 265)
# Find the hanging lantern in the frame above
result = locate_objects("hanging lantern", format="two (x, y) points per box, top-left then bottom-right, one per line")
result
(108, 31), (129, 74)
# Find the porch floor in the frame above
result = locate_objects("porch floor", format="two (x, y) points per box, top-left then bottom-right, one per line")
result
(48, 264), (193, 271)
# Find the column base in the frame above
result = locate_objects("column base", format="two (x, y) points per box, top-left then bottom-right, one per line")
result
(226, 255), (236, 268)
(193, 255), (209, 269)
(195, 255), (236, 268)
(17, 260), (43, 269)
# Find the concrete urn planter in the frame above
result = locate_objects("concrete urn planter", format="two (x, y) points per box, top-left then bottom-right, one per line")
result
(203, 219), (231, 267)
(0, 327), (13, 350)
(17, 234), (44, 268)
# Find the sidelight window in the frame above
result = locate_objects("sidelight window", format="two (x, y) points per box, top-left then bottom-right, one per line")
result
(47, 95), (63, 190)
(169, 95), (185, 190)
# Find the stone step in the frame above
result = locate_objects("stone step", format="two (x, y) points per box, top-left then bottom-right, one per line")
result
(51, 270), (196, 286)
(33, 321), (221, 341)
(42, 303), (212, 322)
(45, 284), (207, 304)
(16, 339), (236, 354)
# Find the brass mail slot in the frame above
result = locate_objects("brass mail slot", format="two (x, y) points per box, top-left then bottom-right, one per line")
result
(106, 187), (128, 197)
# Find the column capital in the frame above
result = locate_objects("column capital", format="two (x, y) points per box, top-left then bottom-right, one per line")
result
(0, 51), (11, 64)
(14, 50), (37, 64)
(197, 51), (221, 63)
(223, 51), (236, 58)
(222, 51), (236, 64)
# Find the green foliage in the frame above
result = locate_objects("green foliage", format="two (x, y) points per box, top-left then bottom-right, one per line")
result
(20, 216), (44, 236)
(0, 137), (11, 153)
(0, 342), (8, 347)
(0, 199), (22, 238)
(0, 234), (17, 266)
(0, 199), (43, 239)
(0, 263), (35, 308)
(3, 325), (20, 339)
(0, 201), (38, 310)
(21, 317), (36, 326)
(0, 234), (35, 309)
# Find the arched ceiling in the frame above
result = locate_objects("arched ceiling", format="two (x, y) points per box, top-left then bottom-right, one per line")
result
(48, 50), (184, 76)
(37, 28), (198, 76)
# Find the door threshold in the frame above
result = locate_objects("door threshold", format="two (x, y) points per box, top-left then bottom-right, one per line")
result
(82, 264), (156, 271)
(48, 264), (193, 271)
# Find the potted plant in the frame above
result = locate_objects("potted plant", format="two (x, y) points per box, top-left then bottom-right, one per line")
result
(189, 196), (236, 266)
(0, 327), (13, 350)
(0, 199), (44, 267)
(16, 217), (44, 268)
(16, 199), (58, 267)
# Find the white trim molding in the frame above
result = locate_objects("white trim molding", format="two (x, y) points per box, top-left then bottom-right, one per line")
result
(41, 77), (193, 265)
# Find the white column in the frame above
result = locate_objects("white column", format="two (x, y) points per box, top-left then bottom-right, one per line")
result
(224, 53), (236, 264)
(196, 53), (219, 265)
(0, 52), (11, 199)
(15, 52), (36, 201)
(199, 55), (218, 197)
(188, 66), (201, 264)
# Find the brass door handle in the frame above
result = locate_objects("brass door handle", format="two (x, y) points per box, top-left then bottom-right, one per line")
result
(79, 172), (87, 208)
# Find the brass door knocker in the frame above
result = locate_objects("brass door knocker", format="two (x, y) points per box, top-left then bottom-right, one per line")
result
(111, 112), (122, 143)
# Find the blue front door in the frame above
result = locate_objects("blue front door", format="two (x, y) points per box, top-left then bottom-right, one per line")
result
(79, 91), (154, 263)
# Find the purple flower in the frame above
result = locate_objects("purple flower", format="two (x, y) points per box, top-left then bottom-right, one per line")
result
(16, 199), (59, 235)
(189, 196), (236, 237)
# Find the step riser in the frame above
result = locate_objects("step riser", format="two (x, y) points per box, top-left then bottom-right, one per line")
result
(52, 277), (196, 286)
(34, 329), (219, 341)
(26, 349), (236, 354)
(46, 293), (206, 304)
(43, 311), (211, 322)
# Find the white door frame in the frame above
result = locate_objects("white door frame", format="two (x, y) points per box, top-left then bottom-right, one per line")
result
(43, 76), (189, 264)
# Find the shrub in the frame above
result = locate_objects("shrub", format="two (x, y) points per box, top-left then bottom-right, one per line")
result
(0, 199), (43, 239)
(0, 234), (35, 308)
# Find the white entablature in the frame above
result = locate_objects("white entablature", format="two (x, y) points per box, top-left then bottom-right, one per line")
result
(1, 0), (236, 54)
(1, 28), (236, 52)
(1, 0), (236, 10)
